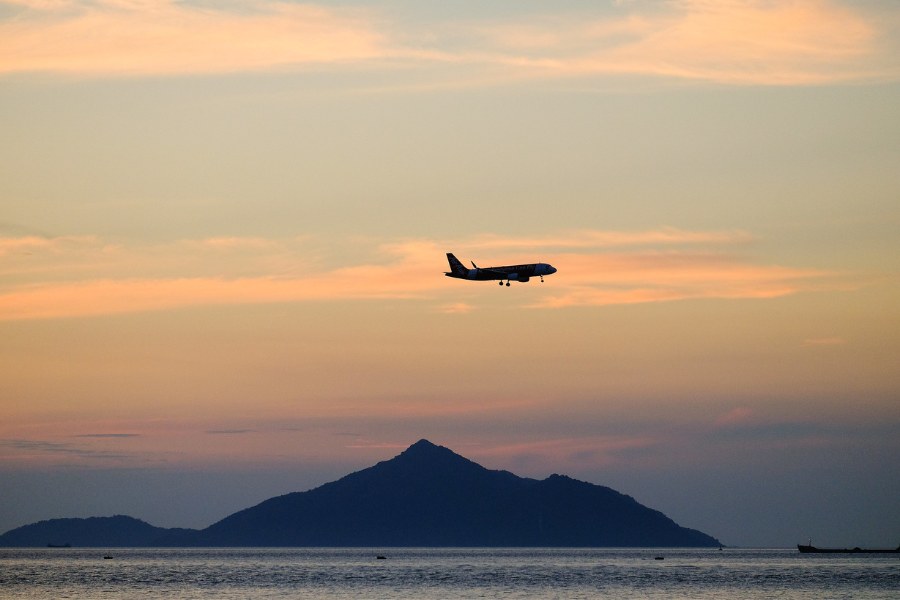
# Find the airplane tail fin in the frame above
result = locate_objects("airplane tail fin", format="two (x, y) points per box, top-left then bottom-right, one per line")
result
(446, 253), (468, 276)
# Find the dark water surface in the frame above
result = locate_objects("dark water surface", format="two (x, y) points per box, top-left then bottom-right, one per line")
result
(1, 547), (898, 598)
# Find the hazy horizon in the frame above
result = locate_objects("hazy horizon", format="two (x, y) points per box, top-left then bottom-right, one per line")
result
(2, 0), (899, 548)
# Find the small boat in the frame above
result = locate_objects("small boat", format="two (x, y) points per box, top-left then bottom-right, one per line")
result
(376, 555), (387, 560)
(47, 543), (71, 548)
(654, 556), (665, 560)
(798, 544), (900, 554)
(103, 555), (114, 560)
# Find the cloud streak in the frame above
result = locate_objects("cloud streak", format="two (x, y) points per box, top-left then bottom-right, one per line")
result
(0, 0), (896, 84)
(0, 0), (388, 76)
(532, 251), (833, 309)
(0, 438), (133, 464)
(473, 436), (663, 472)
(482, 0), (892, 85)
(0, 230), (843, 320)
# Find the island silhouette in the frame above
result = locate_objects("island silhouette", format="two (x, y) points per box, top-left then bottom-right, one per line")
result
(0, 439), (721, 547)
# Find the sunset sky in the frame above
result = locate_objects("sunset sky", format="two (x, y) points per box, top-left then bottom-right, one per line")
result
(2, 0), (899, 547)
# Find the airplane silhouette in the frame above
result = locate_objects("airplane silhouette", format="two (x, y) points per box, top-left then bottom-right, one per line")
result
(445, 253), (557, 287)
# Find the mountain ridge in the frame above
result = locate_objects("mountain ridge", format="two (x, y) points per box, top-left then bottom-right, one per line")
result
(0, 439), (722, 547)
(0, 515), (195, 548)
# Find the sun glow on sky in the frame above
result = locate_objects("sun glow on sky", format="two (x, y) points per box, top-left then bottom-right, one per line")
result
(1, 0), (899, 547)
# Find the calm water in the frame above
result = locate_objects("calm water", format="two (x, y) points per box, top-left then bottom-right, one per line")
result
(1, 547), (898, 599)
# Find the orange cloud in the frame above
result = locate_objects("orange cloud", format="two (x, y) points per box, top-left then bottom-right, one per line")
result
(1, 0), (895, 85)
(482, 0), (895, 85)
(0, 273), (434, 321)
(617, 0), (881, 84)
(436, 302), (476, 315)
(531, 251), (833, 308)
(0, 230), (843, 320)
(0, 0), (388, 75)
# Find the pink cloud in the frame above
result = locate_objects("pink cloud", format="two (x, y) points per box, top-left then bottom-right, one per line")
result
(713, 407), (756, 428)
(471, 436), (662, 472)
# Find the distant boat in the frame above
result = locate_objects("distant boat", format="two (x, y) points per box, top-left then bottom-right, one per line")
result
(46, 543), (71, 548)
(798, 544), (900, 554)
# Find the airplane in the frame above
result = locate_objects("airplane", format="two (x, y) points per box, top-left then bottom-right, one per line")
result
(444, 252), (557, 287)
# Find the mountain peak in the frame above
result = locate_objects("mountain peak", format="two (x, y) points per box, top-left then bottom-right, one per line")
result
(389, 439), (481, 473)
(407, 438), (439, 450)
(400, 439), (447, 456)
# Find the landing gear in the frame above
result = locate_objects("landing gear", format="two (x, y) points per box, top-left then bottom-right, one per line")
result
(499, 281), (503, 286)
(506, 281), (510, 286)
(540, 275), (544, 283)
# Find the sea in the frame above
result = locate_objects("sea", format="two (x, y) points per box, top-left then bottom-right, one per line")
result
(1, 547), (898, 599)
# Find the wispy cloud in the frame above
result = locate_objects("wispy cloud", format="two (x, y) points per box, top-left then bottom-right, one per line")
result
(532, 251), (833, 309)
(0, 0), (388, 76)
(480, 0), (893, 85)
(436, 302), (476, 315)
(206, 429), (256, 435)
(0, 230), (843, 319)
(472, 436), (663, 472)
(0, 438), (132, 463)
(0, 235), (100, 258)
(462, 413), (892, 473)
(712, 407), (756, 428)
(0, 0), (896, 84)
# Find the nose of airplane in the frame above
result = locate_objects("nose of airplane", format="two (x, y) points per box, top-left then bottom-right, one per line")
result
(547, 265), (557, 274)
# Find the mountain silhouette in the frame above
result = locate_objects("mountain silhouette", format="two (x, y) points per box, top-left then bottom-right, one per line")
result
(177, 439), (720, 547)
(1, 440), (721, 547)
(0, 515), (194, 548)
